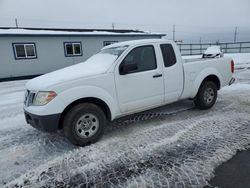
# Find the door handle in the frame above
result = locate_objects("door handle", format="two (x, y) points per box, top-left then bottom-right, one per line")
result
(153, 74), (163, 78)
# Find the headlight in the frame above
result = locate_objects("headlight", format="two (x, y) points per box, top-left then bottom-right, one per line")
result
(33, 91), (57, 106)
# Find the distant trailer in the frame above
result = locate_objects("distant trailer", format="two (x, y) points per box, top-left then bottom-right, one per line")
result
(0, 27), (165, 81)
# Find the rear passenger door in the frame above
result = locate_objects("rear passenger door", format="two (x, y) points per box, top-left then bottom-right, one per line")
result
(160, 43), (184, 102)
(115, 45), (164, 113)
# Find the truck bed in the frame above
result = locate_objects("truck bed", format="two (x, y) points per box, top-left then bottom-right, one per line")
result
(180, 57), (233, 99)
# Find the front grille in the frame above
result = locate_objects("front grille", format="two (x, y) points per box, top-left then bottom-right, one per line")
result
(24, 90), (35, 106)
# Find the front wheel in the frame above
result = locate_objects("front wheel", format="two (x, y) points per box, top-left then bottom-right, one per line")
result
(63, 103), (107, 146)
(194, 81), (218, 110)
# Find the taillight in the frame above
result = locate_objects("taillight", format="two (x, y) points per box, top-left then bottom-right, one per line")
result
(231, 60), (234, 73)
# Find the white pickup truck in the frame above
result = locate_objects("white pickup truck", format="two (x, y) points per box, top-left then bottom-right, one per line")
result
(24, 39), (235, 146)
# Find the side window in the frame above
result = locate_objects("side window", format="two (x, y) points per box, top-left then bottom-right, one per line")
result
(13, 43), (37, 59)
(120, 45), (157, 74)
(64, 42), (82, 57)
(160, 44), (177, 67)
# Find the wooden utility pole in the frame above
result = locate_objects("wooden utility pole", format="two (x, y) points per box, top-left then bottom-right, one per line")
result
(234, 27), (238, 43)
(15, 18), (19, 28)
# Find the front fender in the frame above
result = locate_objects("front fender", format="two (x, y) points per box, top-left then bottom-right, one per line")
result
(58, 85), (119, 120)
(191, 67), (222, 98)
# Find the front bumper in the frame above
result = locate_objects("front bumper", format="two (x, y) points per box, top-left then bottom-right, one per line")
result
(24, 110), (61, 132)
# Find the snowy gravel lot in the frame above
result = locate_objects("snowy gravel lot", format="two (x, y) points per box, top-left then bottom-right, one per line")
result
(1, 54), (250, 187)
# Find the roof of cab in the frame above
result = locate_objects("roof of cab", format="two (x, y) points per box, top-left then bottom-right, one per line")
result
(102, 39), (172, 49)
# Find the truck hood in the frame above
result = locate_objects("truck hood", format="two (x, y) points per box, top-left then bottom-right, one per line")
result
(26, 53), (117, 90)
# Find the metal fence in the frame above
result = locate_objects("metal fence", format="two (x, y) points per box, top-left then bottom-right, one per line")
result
(178, 41), (250, 56)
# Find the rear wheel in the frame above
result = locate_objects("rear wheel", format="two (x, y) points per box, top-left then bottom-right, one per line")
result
(63, 103), (107, 146)
(194, 81), (217, 110)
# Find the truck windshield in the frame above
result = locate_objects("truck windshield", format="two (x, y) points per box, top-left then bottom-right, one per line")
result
(100, 45), (128, 57)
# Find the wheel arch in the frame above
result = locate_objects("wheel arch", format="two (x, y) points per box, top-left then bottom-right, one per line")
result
(59, 97), (112, 129)
(191, 67), (222, 98)
(193, 74), (220, 99)
(193, 75), (219, 109)
(201, 75), (221, 90)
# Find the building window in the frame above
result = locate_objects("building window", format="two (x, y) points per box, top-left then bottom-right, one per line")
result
(13, 43), (37, 59)
(103, 41), (118, 47)
(64, 42), (82, 57)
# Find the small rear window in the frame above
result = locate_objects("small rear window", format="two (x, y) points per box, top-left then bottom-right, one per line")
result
(160, 44), (177, 67)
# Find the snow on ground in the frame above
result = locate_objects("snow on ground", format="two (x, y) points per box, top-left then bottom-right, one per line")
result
(1, 54), (250, 187)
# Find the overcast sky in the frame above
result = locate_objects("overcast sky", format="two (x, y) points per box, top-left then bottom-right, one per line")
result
(0, 0), (249, 42)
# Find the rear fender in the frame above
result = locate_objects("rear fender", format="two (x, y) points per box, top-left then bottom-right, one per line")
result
(191, 68), (222, 98)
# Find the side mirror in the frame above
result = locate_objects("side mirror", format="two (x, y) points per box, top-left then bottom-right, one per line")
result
(120, 63), (138, 75)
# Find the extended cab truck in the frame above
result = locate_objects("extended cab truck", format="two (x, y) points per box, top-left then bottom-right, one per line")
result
(24, 39), (235, 146)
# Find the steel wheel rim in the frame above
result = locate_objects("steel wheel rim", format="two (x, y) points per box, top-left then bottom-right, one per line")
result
(204, 88), (215, 104)
(75, 113), (99, 138)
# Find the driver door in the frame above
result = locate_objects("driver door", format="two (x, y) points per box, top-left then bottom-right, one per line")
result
(115, 45), (164, 113)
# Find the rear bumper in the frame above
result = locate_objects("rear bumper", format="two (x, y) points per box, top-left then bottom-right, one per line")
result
(229, 77), (235, 85)
(24, 110), (61, 132)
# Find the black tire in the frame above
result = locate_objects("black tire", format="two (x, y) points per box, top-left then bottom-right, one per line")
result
(63, 103), (107, 146)
(194, 81), (217, 110)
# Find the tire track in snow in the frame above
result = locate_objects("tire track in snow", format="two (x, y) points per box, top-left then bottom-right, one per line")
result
(0, 129), (77, 185)
(0, 103), (194, 186)
(6, 109), (250, 188)
(0, 97), (234, 187)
